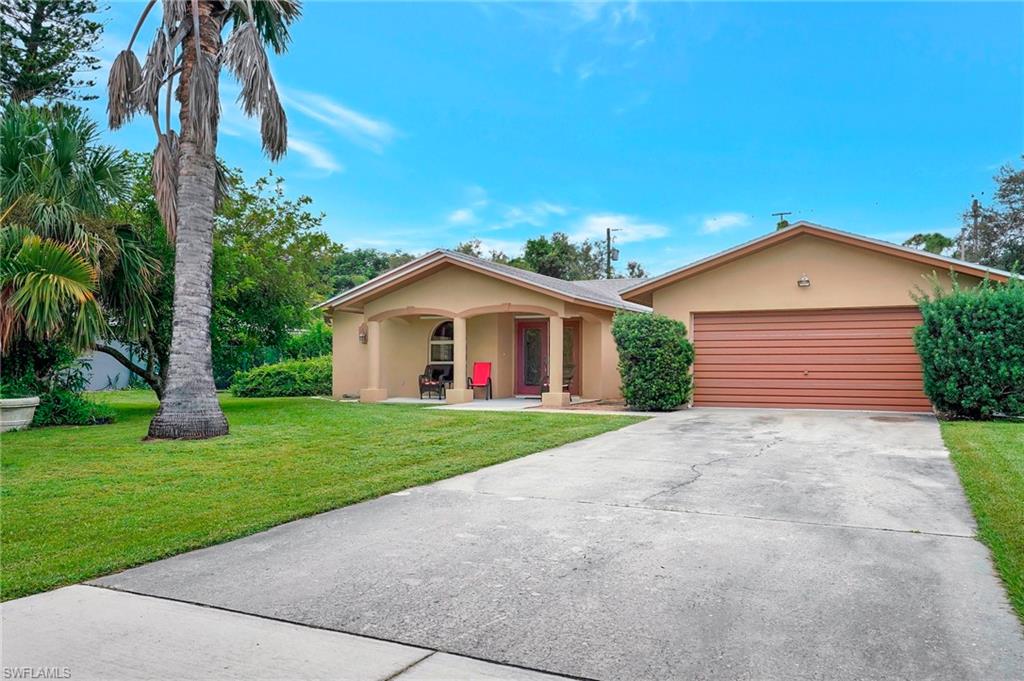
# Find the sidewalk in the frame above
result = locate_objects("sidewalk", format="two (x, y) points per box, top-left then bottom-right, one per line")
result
(1, 586), (570, 681)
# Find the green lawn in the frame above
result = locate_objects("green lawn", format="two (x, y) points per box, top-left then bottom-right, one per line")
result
(940, 420), (1024, 621)
(1, 392), (643, 601)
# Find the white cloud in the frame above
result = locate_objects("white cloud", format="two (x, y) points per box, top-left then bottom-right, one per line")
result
(571, 213), (669, 244)
(466, 185), (489, 208)
(218, 88), (344, 175)
(288, 137), (345, 174)
(501, 201), (568, 228)
(572, 1), (607, 24)
(284, 90), (397, 153)
(569, 0), (651, 46)
(700, 212), (751, 234)
(576, 60), (598, 82)
(448, 208), (476, 225)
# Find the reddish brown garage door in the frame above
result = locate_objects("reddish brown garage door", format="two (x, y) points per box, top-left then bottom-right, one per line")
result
(692, 307), (930, 412)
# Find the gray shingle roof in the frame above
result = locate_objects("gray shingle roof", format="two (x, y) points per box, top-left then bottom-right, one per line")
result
(571, 278), (647, 297)
(318, 248), (651, 312)
(439, 250), (650, 311)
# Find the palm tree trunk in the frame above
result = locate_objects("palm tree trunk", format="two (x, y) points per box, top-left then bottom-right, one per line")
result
(148, 1), (227, 439)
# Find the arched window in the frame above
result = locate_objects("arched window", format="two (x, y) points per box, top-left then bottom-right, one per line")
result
(428, 321), (454, 365)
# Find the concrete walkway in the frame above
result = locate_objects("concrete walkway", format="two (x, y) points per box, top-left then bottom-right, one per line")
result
(5, 409), (1023, 679)
(1, 586), (568, 680)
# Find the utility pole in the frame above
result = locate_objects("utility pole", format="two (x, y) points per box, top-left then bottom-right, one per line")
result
(772, 211), (793, 231)
(605, 227), (621, 278)
(962, 196), (981, 260)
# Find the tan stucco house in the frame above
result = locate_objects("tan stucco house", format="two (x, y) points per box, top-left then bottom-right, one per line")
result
(319, 222), (1011, 412)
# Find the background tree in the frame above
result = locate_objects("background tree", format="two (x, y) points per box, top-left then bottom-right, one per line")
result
(902, 232), (955, 255)
(211, 170), (337, 385)
(449, 232), (645, 281)
(104, 157), (339, 395)
(0, 0), (103, 103)
(517, 232), (606, 279)
(326, 247), (414, 293)
(626, 261), (647, 278)
(454, 239), (483, 257)
(958, 159), (1024, 270)
(108, 0), (301, 439)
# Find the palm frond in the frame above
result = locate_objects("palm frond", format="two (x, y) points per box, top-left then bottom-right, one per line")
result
(227, 0), (302, 54)
(108, 50), (143, 130)
(260, 80), (287, 161)
(214, 158), (232, 210)
(163, 0), (187, 31)
(2, 232), (101, 350)
(152, 131), (179, 242)
(223, 22), (270, 117)
(187, 51), (220, 156)
(101, 225), (160, 340)
(139, 29), (171, 115)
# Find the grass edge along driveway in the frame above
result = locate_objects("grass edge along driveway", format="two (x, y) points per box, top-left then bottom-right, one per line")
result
(1, 392), (644, 601)
(940, 420), (1024, 623)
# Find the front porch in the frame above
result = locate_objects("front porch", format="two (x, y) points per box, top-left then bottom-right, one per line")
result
(359, 310), (588, 408)
(323, 253), (633, 404)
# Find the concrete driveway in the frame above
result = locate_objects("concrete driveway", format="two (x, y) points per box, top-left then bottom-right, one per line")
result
(23, 409), (1024, 678)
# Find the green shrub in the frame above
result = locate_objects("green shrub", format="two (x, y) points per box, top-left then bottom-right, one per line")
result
(231, 356), (332, 397)
(283, 321), (332, 360)
(33, 388), (115, 426)
(914, 277), (1024, 418)
(1, 345), (115, 426)
(612, 312), (694, 411)
(0, 373), (36, 399)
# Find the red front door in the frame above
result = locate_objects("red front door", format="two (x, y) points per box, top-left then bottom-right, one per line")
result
(515, 320), (548, 395)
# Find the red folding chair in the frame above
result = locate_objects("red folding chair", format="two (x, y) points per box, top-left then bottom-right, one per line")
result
(467, 362), (492, 400)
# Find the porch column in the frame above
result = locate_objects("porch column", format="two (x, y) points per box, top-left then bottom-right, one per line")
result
(542, 315), (570, 408)
(446, 316), (474, 403)
(359, 320), (388, 402)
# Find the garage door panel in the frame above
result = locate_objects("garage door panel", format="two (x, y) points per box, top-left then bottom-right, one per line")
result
(694, 309), (923, 324)
(698, 337), (916, 349)
(697, 345), (918, 355)
(695, 328), (918, 342)
(694, 399), (932, 412)
(694, 319), (921, 333)
(697, 353), (921, 365)
(696, 378), (924, 390)
(696, 392), (931, 405)
(695, 369), (925, 381)
(692, 308), (929, 412)
(699, 390), (932, 403)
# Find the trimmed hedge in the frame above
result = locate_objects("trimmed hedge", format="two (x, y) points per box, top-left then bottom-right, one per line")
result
(231, 356), (332, 398)
(914, 278), (1024, 418)
(612, 312), (694, 411)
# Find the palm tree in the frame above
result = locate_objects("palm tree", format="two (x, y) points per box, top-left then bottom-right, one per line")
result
(107, 0), (300, 439)
(0, 226), (103, 353)
(0, 103), (154, 362)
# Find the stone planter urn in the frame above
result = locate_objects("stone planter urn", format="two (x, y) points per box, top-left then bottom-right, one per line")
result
(0, 396), (40, 432)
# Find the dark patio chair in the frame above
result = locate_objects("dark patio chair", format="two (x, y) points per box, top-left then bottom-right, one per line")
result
(418, 364), (451, 400)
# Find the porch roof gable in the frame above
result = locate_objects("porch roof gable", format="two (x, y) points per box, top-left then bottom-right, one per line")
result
(316, 249), (651, 313)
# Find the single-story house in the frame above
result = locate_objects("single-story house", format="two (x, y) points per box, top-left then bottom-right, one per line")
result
(318, 221), (1011, 412)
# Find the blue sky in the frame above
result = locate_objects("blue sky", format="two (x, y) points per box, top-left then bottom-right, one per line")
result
(89, 1), (1023, 275)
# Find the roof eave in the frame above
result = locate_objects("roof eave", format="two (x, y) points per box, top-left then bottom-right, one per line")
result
(620, 222), (1012, 301)
(318, 250), (643, 314)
